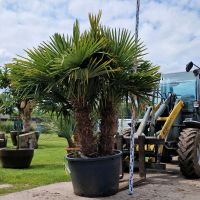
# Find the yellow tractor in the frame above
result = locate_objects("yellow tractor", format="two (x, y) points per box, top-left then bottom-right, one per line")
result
(119, 62), (200, 178)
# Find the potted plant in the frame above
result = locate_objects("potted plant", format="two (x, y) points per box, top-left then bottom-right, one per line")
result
(7, 12), (159, 196)
(0, 120), (34, 168)
(0, 69), (34, 168)
(0, 115), (34, 169)
(0, 68), (36, 145)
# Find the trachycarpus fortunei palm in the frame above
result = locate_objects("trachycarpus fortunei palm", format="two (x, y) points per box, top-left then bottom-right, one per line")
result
(7, 12), (160, 156)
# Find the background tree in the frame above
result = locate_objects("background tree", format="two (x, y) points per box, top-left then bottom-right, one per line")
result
(0, 66), (34, 132)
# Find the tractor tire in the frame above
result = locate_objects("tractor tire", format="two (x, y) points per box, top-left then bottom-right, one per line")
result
(177, 128), (200, 179)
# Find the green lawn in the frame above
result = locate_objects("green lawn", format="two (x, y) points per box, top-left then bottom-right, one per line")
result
(0, 134), (71, 195)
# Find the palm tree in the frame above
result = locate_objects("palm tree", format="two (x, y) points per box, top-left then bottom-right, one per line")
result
(8, 13), (114, 156)
(98, 61), (160, 155)
(98, 34), (159, 154)
(7, 12), (160, 156)
(53, 114), (76, 148)
(88, 20), (160, 155)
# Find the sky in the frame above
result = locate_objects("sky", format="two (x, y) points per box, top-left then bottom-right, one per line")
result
(0, 0), (200, 73)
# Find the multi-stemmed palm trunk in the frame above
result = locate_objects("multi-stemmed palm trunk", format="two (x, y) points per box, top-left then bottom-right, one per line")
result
(65, 135), (75, 148)
(73, 99), (97, 156)
(99, 101), (118, 155)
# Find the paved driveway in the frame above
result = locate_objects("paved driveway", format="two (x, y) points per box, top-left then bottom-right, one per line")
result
(0, 163), (200, 200)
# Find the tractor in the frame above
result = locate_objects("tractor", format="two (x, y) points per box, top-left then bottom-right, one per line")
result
(118, 62), (200, 178)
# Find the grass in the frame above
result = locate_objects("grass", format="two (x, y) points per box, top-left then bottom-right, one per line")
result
(0, 134), (71, 195)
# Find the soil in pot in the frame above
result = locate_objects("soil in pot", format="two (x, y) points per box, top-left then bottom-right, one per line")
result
(0, 148), (34, 169)
(66, 150), (122, 197)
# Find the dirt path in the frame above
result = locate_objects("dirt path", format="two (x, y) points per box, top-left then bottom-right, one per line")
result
(0, 163), (200, 200)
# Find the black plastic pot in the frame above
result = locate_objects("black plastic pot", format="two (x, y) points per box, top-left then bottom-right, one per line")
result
(0, 148), (34, 168)
(66, 150), (122, 197)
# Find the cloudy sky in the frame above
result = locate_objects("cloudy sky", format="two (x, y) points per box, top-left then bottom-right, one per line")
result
(0, 0), (200, 73)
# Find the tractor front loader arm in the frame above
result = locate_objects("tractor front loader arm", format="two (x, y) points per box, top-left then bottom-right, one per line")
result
(158, 100), (184, 154)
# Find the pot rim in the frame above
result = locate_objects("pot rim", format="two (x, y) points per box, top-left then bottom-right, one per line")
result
(66, 149), (122, 162)
(0, 148), (34, 152)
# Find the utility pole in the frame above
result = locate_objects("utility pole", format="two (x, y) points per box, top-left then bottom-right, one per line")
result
(135, 0), (140, 42)
(129, 0), (140, 195)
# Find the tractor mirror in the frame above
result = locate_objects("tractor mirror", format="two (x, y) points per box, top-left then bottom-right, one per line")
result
(186, 61), (193, 72)
(193, 69), (199, 76)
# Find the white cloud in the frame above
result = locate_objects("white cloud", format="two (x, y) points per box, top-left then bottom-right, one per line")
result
(0, 48), (13, 65)
(68, 0), (134, 20)
(0, 0), (74, 63)
(0, 0), (200, 73)
(140, 0), (200, 72)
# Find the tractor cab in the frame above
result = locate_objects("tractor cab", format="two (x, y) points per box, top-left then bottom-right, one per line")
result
(160, 70), (200, 121)
(161, 72), (196, 103)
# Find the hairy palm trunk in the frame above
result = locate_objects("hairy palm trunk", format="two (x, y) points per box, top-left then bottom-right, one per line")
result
(74, 103), (97, 156)
(99, 101), (118, 155)
(73, 126), (81, 146)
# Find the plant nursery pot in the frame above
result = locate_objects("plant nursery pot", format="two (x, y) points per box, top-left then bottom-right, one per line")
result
(66, 150), (122, 197)
(0, 148), (34, 168)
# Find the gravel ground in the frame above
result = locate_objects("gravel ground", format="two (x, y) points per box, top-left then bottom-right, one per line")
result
(0, 163), (200, 200)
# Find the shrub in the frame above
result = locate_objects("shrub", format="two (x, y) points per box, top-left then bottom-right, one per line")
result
(0, 120), (13, 133)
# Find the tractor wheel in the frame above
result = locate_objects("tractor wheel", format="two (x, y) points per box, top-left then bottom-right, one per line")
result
(177, 128), (200, 178)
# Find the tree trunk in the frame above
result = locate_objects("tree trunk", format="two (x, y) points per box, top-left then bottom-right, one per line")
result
(23, 118), (31, 133)
(73, 126), (81, 146)
(66, 134), (75, 148)
(20, 100), (33, 133)
(74, 104), (97, 156)
(99, 101), (118, 155)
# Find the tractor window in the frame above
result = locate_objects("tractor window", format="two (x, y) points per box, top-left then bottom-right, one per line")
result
(160, 72), (196, 102)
